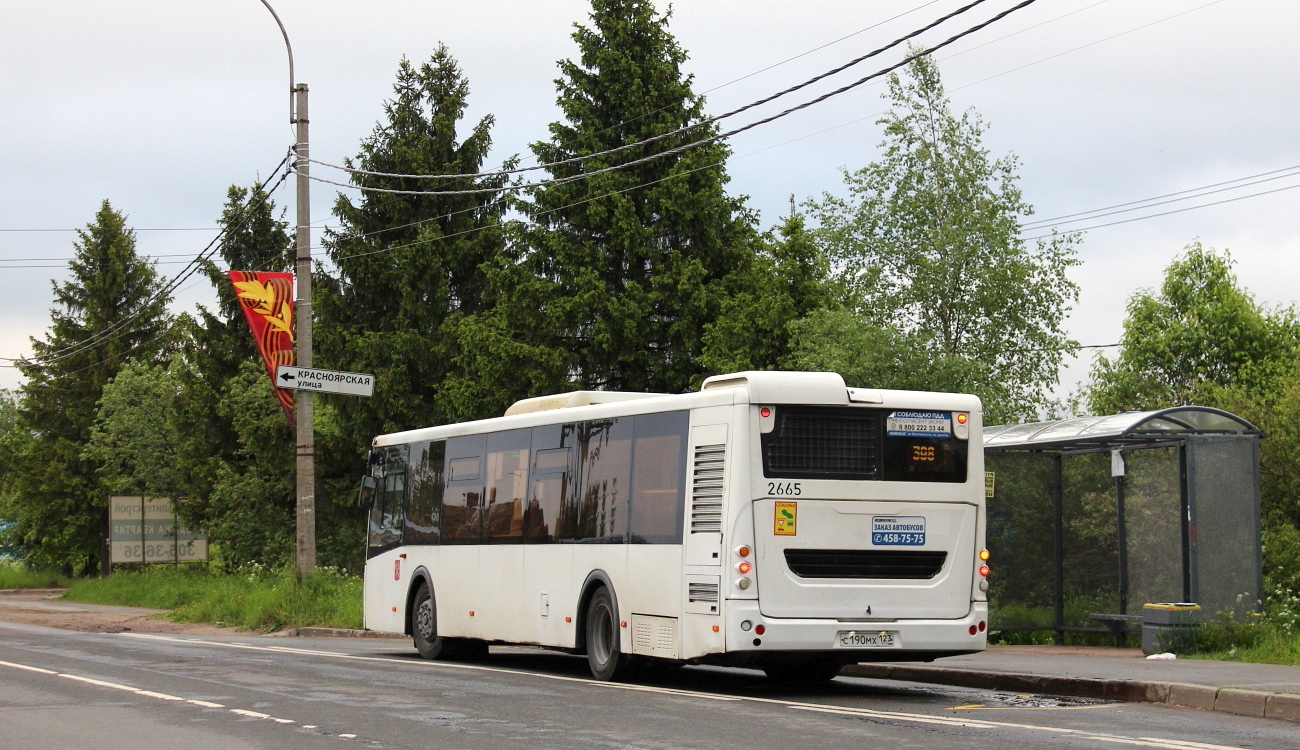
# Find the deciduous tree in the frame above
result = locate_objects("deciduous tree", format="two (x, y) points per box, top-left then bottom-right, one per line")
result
(807, 53), (1078, 422)
(1086, 242), (1300, 413)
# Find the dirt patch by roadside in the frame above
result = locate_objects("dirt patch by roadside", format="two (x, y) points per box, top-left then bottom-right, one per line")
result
(0, 588), (247, 636)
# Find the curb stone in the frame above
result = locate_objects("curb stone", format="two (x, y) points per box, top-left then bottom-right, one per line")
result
(272, 627), (404, 639)
(1266, 692), (1300, 723)
(839, 664), (1290, 724)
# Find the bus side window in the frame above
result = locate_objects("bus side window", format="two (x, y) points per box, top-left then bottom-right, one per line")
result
(528, 423), (576, 543)
(442, 435), (486, 544)
(629, 411), (689, 544)
(405, 440), (443, 545)
(485, 430), (530, 543)
(576, 418), (632, 543)
(368, 444), (409, 556)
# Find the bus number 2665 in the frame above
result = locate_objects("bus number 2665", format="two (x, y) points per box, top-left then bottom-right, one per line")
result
(768, 482), (802, 496)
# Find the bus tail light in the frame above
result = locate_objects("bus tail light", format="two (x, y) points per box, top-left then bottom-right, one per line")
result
(979, 564), (990, 577)
(737, 561), (751, 574)
(737, 577), (751, 590)
(736, 545), (751, 558)
(979, 548), (990, 561)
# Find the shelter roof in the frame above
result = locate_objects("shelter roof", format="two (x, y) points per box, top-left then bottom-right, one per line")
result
(983, 406), (1261, 451)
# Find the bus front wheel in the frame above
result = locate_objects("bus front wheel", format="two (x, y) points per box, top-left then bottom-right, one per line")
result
(412, 583), (446, 660)
(585, 587), (630, 681)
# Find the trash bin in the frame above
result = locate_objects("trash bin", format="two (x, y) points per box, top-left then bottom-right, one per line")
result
(1141, 603), (1202, 654)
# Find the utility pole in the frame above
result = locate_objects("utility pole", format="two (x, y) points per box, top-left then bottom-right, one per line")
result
(293, 82), (316, 577)
(262, 0), (315, 577)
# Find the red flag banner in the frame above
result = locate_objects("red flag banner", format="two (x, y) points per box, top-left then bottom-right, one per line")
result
(228, 271), (295, 420)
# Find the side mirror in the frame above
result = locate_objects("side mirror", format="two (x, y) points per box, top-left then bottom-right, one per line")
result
(357, 475), (377, 510)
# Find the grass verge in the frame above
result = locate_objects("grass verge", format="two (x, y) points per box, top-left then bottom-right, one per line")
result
(0, 559), (70, 589)
(63, 566), (362, 632)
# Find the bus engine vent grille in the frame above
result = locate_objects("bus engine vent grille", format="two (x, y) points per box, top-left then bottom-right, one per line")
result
(784, 549), (947, 579)
(688, 581), (720, 603)
(761, 406), (880, 480)
(690, 443), (726, 533)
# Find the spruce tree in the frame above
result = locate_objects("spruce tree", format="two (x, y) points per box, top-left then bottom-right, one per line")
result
(316, 45), (550, 516)
(8, 200), (170, 573)
(524, 0), (760, 393)
(172, 183), (295, 567)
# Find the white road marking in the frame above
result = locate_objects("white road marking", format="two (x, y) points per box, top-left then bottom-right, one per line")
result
(0, 658), (306, 737)
(0, 659), (57, 675)
(111, 633), (1254, 750)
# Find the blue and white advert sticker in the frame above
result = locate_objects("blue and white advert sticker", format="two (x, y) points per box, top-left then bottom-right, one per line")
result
(886, 410), (951, 438)
(872, 516), (926, 546)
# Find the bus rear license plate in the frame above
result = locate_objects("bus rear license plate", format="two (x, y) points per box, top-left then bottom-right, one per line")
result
(837, 631), (898, 648)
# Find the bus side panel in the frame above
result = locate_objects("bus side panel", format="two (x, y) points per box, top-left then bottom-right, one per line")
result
(363, 547), (410, 634)
(432, 546), (480, 638)
(476, 545), (525, 639)
(624, 544), (685, 656)
(520, 544), (576, 647)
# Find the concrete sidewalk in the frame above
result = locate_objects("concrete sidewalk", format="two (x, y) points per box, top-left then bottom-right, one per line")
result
(843, 645), (1300, 724)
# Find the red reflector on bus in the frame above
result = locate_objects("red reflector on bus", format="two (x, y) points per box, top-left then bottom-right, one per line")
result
(957, 413), (969, 425)
(969, 625), (978, 636)
(754, 624), (766, 636)
(760, 407), (771, 418)
(978, 621), (986, 632)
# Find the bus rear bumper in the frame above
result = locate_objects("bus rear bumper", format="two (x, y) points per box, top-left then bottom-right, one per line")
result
(721, 600), (988, 657)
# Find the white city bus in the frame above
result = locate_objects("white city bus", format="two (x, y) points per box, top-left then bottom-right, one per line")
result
(359, 371), (989, 681)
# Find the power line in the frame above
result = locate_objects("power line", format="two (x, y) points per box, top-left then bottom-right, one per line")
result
(1023, 163), (1300, 229)
(1019, 179), (1300, 241)
(305, 0), (1002, 185)
(301, 0), (1042, 198)
(0, 227), (219, 233)
(4, 150), (294, 368)
(950, 0), (1227, 93)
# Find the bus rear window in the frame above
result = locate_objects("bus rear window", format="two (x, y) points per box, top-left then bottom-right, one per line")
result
(761, 406), (967, 483)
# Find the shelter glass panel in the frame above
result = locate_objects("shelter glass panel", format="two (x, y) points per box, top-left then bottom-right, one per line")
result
(985, 452), (1057, 630)
(1189, 436), (1262, 617)
(1121, 447), (1183, 610)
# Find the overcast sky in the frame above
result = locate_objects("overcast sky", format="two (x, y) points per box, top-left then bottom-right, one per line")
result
(3, 0), (1298, 409)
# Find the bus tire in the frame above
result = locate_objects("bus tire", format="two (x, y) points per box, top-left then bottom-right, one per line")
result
(584, 586), (630, 681)
(762, 660), (841, 684)
(412, 582), (446, 660)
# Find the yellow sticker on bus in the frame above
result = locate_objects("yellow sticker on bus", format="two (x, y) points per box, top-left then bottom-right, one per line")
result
(774, 501), (797, 536)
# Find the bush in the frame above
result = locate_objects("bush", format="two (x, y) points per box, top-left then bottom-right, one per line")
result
(1178, 588), (1300, 665)
(63, 564), (362, 631)
(0, 559), (70, 589)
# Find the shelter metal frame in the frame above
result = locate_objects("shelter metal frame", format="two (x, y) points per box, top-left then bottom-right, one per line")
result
(983, 407), (1263, 646)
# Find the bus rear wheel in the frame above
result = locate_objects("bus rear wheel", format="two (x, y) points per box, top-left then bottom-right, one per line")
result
(412, 583), (446, 660)
(585, 587), (631, 681)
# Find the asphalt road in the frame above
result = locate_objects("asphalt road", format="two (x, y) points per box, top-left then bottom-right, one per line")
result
(1, 620), (1294, 750)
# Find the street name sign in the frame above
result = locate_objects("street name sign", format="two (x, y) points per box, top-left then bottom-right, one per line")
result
(276, 365), (375, 397)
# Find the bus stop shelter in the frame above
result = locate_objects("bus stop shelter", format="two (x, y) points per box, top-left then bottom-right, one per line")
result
(983, 407), (1263, 644)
